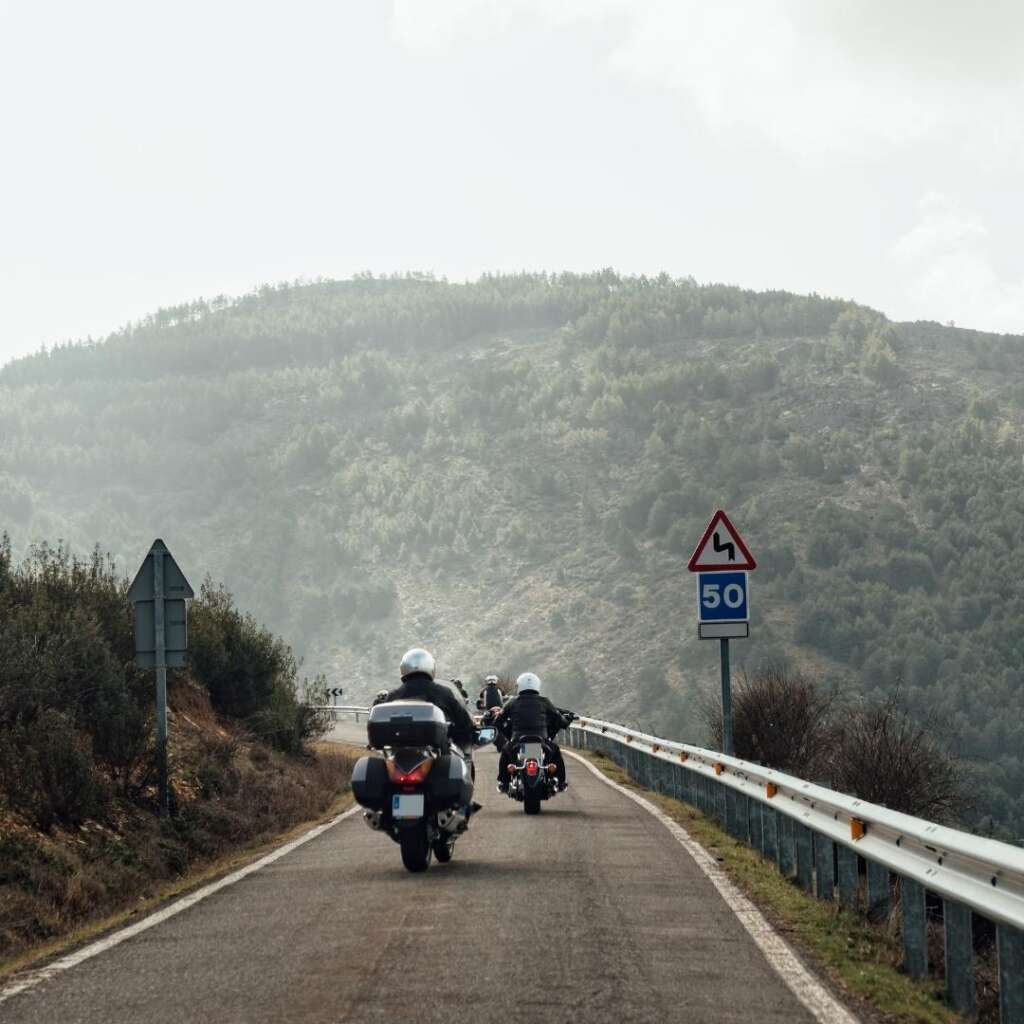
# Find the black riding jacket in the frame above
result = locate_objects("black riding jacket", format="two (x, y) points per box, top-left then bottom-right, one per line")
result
(481, 682), (503, 709)
(382, 673), (476, 749)
(501, 693), (568, 742)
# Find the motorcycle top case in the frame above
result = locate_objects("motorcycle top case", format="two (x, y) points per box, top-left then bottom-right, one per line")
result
(367, 700), (449, 750)
(351, 755), (389, 810)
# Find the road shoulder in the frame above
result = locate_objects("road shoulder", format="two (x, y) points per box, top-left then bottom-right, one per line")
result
(570, 749), (960, 1024)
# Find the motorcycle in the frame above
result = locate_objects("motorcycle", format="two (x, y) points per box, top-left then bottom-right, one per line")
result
(351, 699), (496, 872)
(497, 711), (578, 816)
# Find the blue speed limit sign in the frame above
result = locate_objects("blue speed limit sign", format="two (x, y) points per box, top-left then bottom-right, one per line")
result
(697, 572), (749, 622)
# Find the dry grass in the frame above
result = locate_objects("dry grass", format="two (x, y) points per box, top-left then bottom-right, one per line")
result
(0, 684), (356, 970)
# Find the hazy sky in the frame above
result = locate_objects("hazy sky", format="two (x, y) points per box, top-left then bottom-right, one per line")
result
(2, 0), (1023, 366)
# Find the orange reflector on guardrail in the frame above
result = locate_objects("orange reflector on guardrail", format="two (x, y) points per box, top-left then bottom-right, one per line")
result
(652, 744), (661, 753)
(679, 752), (688, 762)
(625, 735), (634, 743)
(714, 763), (724, 775)
(851, 818), (867, 841)
(766, 783), (778, 799)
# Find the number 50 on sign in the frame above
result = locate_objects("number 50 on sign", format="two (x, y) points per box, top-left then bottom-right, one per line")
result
(697, 572), (749, 622)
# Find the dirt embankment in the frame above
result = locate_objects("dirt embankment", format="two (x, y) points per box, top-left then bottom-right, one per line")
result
(0, 681), (354, 968)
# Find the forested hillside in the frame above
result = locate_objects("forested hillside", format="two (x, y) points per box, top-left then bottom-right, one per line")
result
(2, 272), (1022, 834)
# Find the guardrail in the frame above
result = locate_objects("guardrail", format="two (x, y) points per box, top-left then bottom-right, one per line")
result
(566, 716), (1024, 1023)
(311, 705), (372, 722)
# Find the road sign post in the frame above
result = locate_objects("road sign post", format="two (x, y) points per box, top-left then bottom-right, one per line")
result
(720, 635), (733, 756)
(688, 510), (756, 757)
(128, 539), (194, 817)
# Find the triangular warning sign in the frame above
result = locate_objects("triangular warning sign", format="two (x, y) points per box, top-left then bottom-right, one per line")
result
(687, 510), (757, 572)
(127, 539), (195, 602)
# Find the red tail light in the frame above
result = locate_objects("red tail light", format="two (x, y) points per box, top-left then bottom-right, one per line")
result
(525, 759), (539, 777)
(386, 759), (433, 785)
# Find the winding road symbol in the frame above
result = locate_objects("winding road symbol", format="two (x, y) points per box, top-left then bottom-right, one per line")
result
(712, 531), (736, 562)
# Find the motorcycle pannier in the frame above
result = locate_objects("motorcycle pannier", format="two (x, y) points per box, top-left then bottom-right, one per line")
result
(367, 701), (449, 750)
(351, 755), (389, 809)
(428, 754), (473, 807)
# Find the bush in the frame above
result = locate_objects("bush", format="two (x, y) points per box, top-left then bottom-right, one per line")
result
(701, 664), (840, 777)
(0, 710), (111, 831)
(188, 582), (329, 752)
(828, 693), (964, 822)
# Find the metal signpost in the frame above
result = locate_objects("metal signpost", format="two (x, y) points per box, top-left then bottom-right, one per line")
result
(688, 510), (756, 756)
(128, 539), (194, 816)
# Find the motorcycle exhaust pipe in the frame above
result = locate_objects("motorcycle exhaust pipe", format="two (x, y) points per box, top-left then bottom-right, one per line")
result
(437, 807), (469, 834)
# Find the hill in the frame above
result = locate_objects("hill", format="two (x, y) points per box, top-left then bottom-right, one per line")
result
(1, 272), (1022, 834)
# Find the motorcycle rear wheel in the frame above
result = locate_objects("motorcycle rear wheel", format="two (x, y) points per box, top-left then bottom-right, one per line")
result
(400, 825), (433, 872)
(524, 793), (542, 815)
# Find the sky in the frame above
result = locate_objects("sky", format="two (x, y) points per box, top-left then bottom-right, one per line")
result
(1, 0), (1023, 367)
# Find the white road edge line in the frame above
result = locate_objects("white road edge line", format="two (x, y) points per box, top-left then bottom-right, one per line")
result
(0, 805), (362, 1006)
(565, 750), (861, 1024)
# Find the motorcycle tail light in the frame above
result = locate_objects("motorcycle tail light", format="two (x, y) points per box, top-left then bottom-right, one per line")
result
(385, 758), (433, 785)
(525, 760), (539, 777)
(546, 762), (558, 775)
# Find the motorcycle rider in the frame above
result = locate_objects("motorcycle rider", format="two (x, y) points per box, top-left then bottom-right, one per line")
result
(495, 672), (573, 792)
(478, 674), (504, 711)
(379, 648), (478, 755)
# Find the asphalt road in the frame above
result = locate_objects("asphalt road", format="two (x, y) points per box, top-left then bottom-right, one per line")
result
(2, 740), (832, 1024)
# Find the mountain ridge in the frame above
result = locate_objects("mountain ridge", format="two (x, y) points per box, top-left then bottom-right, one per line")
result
(1, 272), (1022, 833)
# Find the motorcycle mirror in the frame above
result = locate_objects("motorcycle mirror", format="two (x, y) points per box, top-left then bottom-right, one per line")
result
(476, 727), (497, 745)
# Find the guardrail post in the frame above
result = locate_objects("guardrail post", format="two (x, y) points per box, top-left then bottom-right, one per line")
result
(778, 813), (795, 878)
(715, 781), (727, 827)
(866, 862), (891, 923)
(677, 764), (690, 805)
(739, 794), (752, 844)
(763, 805), (779, 864)
(998, 924), (1024, 1024)
(901, 877), (928, 979)
(837, 844), (859, 911)
(943, 899), (975, 1016)
(726, 789), (738, 837)
(815, 833), (835, 901)
(749, 798), (763, 851)
(795, 823), (814, 892)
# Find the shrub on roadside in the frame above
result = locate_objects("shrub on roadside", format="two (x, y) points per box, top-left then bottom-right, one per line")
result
(701, 663), (840, 778)
(187, 580), (329, 751)
(828, 692), (964, 823)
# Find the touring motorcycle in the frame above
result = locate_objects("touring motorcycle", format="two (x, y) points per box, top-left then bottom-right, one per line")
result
(351, 700), (495, 872)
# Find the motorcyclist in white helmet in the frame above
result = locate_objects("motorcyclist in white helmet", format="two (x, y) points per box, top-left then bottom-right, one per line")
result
(495, 672), (575, 791)
(379, 648), (477, 752)
(477, 674), (504, 712)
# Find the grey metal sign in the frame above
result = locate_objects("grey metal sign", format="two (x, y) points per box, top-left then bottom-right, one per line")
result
(128, 540), (194, 669)
(128, 539), (194, 816)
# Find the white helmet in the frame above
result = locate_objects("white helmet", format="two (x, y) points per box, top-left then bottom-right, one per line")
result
(485, 674), (499, 685)
(400, 648), (436, 681)
(516, 672), (542, 694)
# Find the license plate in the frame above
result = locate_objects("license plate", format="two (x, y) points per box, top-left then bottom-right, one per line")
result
(392, 794), (424, 819)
